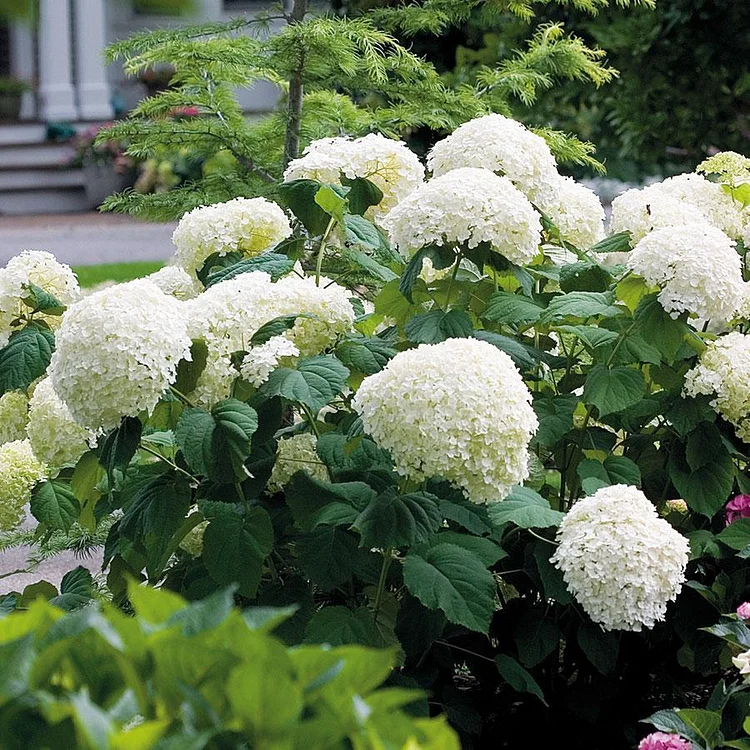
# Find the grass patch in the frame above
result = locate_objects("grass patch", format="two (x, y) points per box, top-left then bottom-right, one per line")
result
(73, 260), (165, 288)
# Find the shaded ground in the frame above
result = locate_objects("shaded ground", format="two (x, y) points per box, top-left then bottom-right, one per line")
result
(0, 212), (176, 266)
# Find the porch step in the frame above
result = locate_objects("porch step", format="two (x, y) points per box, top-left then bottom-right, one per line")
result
(0, 188), (90, 215)
(0, 142), (77, 169)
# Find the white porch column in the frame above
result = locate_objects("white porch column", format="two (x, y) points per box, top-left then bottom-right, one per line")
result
(9, 22), (36, 120)
(73, 0), (114, 120)
(38, 0), (78, 120)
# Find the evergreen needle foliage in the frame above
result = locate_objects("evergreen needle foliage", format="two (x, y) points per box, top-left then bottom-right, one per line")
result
(101, 0), (646, 220)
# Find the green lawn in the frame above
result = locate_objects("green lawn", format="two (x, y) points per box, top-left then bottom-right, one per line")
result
(73, 260), (165, 288)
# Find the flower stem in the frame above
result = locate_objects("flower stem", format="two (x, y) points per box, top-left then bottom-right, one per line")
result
(315, 216), (337, 287)
(373, 549), (393, 619)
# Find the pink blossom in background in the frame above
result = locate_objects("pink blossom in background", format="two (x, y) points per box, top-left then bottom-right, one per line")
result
(737, 602), (750, 620)
(638, 731), (692, 750)
(725, 494), (750, 525)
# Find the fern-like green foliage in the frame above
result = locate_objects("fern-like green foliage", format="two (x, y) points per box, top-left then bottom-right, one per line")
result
(101, 0), (648, 219)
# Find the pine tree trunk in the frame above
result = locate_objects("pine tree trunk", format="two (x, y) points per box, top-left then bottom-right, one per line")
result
(282, 0), (309, 170)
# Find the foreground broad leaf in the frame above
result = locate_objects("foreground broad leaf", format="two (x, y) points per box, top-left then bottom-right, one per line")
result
(402, 542), (496, 633)
(583, 365), (646, 416)
(487, 487), (563, 529)
(260, 355), (350, 412)
(0, 324), (55, 396)
(30, 481), (80, 533)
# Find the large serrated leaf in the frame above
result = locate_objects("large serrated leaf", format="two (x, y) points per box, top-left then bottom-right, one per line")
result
(30, 481), (80, 533)
(495, 654), (546, 705)
(336, 337), (397, 375)
(402, 542), (496, 634)
(277, 179), (329, 235)
(484, 291), (545, 325)
(204, 251), (294, 287)
(487, 486), (563, 529)
(296, 525), (360, 591)
(668, 441), (734, 518)
(404, 309), (472, 344)
(260, 355), (349, 412)
(0, 324), (55, 396)
(539, 291), (623, 323)
(583, 365), (646, 416)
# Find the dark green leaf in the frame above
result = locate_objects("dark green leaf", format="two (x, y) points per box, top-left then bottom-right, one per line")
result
(341, 176), (383, 216)
(471, 330), (536, 371)
(21, 283), (65, 315)
(645, 708), (721, 747)
(487, 487), (563, 529)
(515, 609), (560, 667)
(539, 291), (623, 323)
(577, 623), (619, 676)
(260, 355), (350, 412)
(398, 244), (455, 303)
(533, 395), (578, 447)
(583, 365), (646, 416)
(495, 654), (546, 705)
(484, 291), (544, 325)
(353, 489), (442, 548)
(559, 263), (613, 293)
(277, 179), (329, 235)
(589, 231), (632, 254)
(336, 337), (397, 375)
(0, 324), (55, 395)
(174, 339), (208, 396)
(404, 309), (472, 344)
(633, 294), (690, 361)
(30, 481), (80, 533)
(668, 441), (734, 518)
(717, 519), (750, 550)
(204, 251), (294, 288)
(304, 606), (383, 647)
(340, 246), (398, 282)
(100, 416), (143, 485)
(344, 214), (382, 250)
(296, 525), (360, 591)
(402, 542), (496, 633)
(250, 315), (302, 347)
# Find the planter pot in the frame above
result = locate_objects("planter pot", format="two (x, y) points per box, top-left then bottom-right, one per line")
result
(82, 162), (133, 208)
(0, 93), (23, 122)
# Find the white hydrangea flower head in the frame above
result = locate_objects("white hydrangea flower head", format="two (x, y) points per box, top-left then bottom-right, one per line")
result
(267, 432), (328, 493)
(26, 378), (92, 470)
(49, 279), (192, 432)
(653, 173), (743, 239)
(550, 484), (689, 632)
(0, 391), (28, 446)
(427, 113), (559, 202)
(626, 224), (745, 323)
(353, 337), (538, 503)
(171, 197), (293, 277)
(381, 167), (542, 265)
(733, 650), (750, 683)
(0, 439), (46, 531)
(240, 336), (300, 388)
(284, 133), (425, 220)
(185, 272), (354, 406)
(535, 175), (606, 249)
(0, 250), (80, 347)
(146, 265), (203, 300)
(610, 185), (708, 243)
(698, 151), (750, 181)
(683, 332), (750, 442)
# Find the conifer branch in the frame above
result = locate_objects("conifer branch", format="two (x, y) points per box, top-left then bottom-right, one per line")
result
(283, 0), (310, 169)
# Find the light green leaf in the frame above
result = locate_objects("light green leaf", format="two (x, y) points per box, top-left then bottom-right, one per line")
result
(487, 487), (563, 529)
(344, 214), (382, 250)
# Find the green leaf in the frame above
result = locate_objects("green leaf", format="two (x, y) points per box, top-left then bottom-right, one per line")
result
(402, 542), (496, 634)
(100, 416), (143, 484)
(175, 398), (258, 481)
(315, 183), (349, 221)
(717, 519), (750, 550)
(341, 176), (383, 216)
(427, 531), (505, 566)
(471, 330), (536, 371)
(353, 489), (442, 548)
(668, 440), (734, 518)
(589, 231), (632, 254)
(539, 291), (623, 323)
(250, 315), (302, 347)
(514, 609), (560, 667)
(174, 339), (209, 396)
(495, 654), (546, 705)
(558, 263), (613, 293)
(21, 283), (65, 315)
(404, 309), (472, 344)
(577, 623), (619, 676)
(50, 567), (95, 610)
(686, 423), (723, 472)
(336, 337), (397, 375)
(399, 244), (455, 303)
(0, 324), (55, 395)
(285, 472), (375, 531)
(340, 246), (398, 282)
(583, 365), (646, 416)
(577, 456), (641, 493)
(201, 503), (273, 598)
(533, 395), (578, 447)
(437, 496), (491, 536)
(557, 325), (619, 351)
(277, 179), (329, 235)
(484, 291), (544, 325)
(645, 708), (722, 747)
(486, 487), (563, 529)
(260, 355), (350, 412)
(666, 396), (715, 438)
(304, 606), (383, 647)
(633, 294), (690, 361)
(344, 214), (382, 251)
(297, 525), (360, 590)
(30, 481), (80, 533)
(204, 251), (294, 288)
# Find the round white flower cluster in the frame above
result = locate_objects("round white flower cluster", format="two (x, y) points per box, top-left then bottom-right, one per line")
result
(427, 113), (558, 202)
(610, 186), (708, 244)
(49, 279), (192, 432)
(172, 197), (293, 277)
(381, 167), (542, 265)
(267, 432), (328, 493)
(186, 272), (354, 405)
(284, 133), (425, 219)
(698, 151), (750, 180)
(0, 250), (80, 347)
(240, 336), (300, 388)
(353, 337), (538, 503)
(146, 265), (203, 300)
(26, 378), (91, 470)
(0, 439), (46, 531)
(0, 391), (28, 446)
(535, 176), (606, 250)
(626, 224), (745, 323)
(733, 650), (750, 683)
(683, 332), (750, 442)
(550, 484), (689, 632)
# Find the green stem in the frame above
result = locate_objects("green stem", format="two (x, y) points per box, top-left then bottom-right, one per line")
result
(315, 216), (337, 287)
(435, 640), (496, 664)
(139, 443), (196, 481)
(234, 480), (245, 505)
(300, 403), (321, 437)
(169, 386), (197, 409)
(528, 529), (558, 546)
(443, 254), (462, 311)
(373, 550), (394, 619)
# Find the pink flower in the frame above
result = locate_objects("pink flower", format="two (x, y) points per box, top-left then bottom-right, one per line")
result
(737, 602), (750, 619)
(725, 494), (750, 525)
(638, 731), (692, 750)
